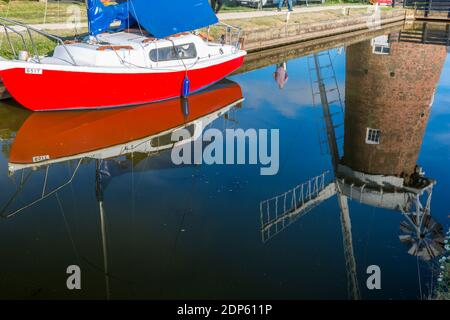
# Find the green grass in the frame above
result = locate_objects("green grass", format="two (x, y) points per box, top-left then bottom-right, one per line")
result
(433, 236), (450, 300)
(0, 0), (390, 58)
(434, 261), (450, 300)
(0, 28), (86, 59)
(221, 4), (256, 12)
(218, 7), (371, 30)
(0, 0), (375, 23)
(0, 0), (375, 27)
(0, 0), (87, 24)
(222, 0), (370, 10)
(323, 0), (369, 4)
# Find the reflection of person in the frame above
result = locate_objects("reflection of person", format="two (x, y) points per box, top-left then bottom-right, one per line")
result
(274, 62), (288, 89)
(210, 0), (223, 14)
(277, 0), (293, 12)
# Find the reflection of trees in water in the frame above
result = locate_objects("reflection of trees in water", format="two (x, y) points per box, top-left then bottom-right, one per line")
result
(428, 229), (450, 299)
(435, 257), (450, 299)
(0, 105), (30, 159)
(0, 102), (30, 150)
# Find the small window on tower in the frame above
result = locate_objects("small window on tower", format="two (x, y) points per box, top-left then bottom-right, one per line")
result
(365, 128), (381, 145)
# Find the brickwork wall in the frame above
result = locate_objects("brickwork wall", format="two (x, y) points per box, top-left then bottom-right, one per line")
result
(342, 39), (446, 180)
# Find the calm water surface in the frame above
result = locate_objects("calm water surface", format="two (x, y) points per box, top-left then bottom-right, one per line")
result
(0, 28), (449, 299)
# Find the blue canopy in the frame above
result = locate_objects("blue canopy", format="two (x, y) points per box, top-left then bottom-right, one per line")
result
(129, 0), (218, 38)
(87, 0), (132, 36)
(87, 0), (218, 38)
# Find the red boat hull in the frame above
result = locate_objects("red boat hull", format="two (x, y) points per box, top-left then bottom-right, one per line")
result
(0, 56), (244, 111)
(9, 80), (243, 165)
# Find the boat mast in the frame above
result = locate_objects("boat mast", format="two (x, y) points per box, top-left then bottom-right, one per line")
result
(96, 159), (111, 300)
(85, 0), (91, 36)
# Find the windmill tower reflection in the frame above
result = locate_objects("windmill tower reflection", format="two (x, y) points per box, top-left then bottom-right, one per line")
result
(340, 36), (446, 261)
(260, 34), (447, 299)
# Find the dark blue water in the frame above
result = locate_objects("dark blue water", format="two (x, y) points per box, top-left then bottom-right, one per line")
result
(0, 31), (448, 300)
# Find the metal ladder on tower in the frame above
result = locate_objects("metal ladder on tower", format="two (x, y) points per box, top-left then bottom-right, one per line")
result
(307, 50), (345, 159)
(307, 51), (344, 110)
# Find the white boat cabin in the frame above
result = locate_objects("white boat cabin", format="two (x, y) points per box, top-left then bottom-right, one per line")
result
(44, 31), (239, 69)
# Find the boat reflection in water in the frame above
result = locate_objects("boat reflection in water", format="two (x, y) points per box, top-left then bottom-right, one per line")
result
(260, 34), (447, 299)
(3, 78), (243, 216)
(0, 78), (243, 299)
(8, 79), (243, 173)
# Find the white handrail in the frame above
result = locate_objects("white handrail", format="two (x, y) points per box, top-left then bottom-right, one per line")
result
(0, 16), (77, 65)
